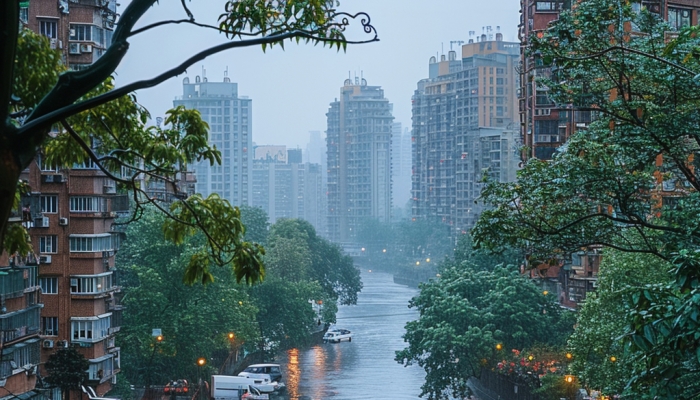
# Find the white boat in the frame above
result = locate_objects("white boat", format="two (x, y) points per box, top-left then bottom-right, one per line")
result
(323, 328), (353, 343)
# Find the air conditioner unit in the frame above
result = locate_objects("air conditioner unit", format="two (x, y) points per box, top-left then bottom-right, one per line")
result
(43, 340), (54, 349)
(34, 217), (49, 228)
(26, 365), (38, 376)
(80, 44), (93, 53)
(56, 340), (69, 348)
(69, 42), (81, 54)
(59, 217), (68, 226)
(50, 38), (57, 49)
(42, 174), (54, 183)
(39, 255), (52, 264)
(53, 174), (64, 183)
(103, 185), (116, 194)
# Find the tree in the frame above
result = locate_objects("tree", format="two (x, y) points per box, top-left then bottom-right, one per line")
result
(470, 1), (700, 396)
(239, 205), (270, 245)
(44, 348), (90, 400)
(567, 250), (677, 399)
(1, 1), (377, 284)
(395, 260), (574, 400)
(116, 207), (259, 385)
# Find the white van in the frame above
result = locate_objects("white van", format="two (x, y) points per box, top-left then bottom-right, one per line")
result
(210, 375), (269, 400)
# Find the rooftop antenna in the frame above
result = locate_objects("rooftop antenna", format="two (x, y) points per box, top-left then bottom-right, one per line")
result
(450, 40), (465, 50)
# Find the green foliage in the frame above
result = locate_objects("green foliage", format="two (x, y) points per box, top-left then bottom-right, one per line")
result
(470, 2), (700, 396)
(395, 260), (574, 400)
(45, 348), (90, 399)
(116, 207), (260, 385)
(568, 251), (673, 399)
(239, 205), (270, 245)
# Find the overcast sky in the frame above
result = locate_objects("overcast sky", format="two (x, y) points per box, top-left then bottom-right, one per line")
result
(116, 0), (520, 149)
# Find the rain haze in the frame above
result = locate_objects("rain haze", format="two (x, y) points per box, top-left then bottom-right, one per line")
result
(116, 0), (520, 149)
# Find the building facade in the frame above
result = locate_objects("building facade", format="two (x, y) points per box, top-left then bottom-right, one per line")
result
(411, 32), (520, 238)
(326, 78), (394, 243)
(174, 75), (253, 207)
(252, 147), (325, 231)
(11, 1), (123, 398)
(390, 123), (412, 215)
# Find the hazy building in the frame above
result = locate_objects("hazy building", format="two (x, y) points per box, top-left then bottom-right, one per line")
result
(412, 30), (520, 237)
(391, 123), (412, 214)
(304, 131), (325, 166)
(252, 148), (325, 232)
(174, 74), (253, 206)
(326, 78), (394, 243)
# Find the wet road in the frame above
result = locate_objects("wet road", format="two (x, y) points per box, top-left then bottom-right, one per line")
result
(273, 269), (426, 400)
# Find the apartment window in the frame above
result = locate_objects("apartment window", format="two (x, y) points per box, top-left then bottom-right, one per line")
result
(40, 277), (58, 294)
(668, 7), (691, 30)
(42, 317), (59, 336)
(40, 235), (58, 253)
(70, 24), (92, 41)
(69, 234), (113, 252)
(19, 6), (28, 23)
(70, 196), (105, 212)
(71, 315), (111, 341)
(39, 19), (58, 39)
(41, 195), (58, 214)
(535, 1), (562, 11)
(89, 357), (115, 381)
(70, 273), (112, 294)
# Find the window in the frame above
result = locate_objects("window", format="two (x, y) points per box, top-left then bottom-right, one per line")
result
(41, 195), (58, 214)
(69, 234), (113, 252)
(535, 1), (562, 11)
(42, 317), (59, 336)
(72, 315), (111, 341)
(40, 235), (58, 253)
(19, 5), (28, 22)
(70, 196), (105, 212)
(69, 273), (112, 294)
(89, 356), (115, 381)
(40, 277), (58, 294)
(668, 7), (691, 30)
(39, 19), (57, 39)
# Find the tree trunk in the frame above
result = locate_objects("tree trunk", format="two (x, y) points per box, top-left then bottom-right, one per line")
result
(0, 145), (21, 251)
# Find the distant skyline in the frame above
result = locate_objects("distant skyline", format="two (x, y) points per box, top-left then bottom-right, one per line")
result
(116, 0), (520, 149)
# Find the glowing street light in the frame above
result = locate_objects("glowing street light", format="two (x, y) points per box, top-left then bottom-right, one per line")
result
(495, 343), (503, 351)
(197, 357), (206, 367)
(564, 374), (575, 384)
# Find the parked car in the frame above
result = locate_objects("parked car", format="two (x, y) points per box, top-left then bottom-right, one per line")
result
(323, 329), (353, 343)
(238, 364), (283, 383)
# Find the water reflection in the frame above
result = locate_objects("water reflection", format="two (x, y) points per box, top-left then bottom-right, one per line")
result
(273, 270), (425, 399)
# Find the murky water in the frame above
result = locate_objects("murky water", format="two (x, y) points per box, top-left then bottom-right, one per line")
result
(273, 270), (426, 400)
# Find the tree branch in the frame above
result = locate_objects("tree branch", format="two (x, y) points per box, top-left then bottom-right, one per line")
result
(20, 29), (376, 138)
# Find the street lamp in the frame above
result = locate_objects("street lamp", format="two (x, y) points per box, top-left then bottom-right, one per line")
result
(146, 334), (164, 389)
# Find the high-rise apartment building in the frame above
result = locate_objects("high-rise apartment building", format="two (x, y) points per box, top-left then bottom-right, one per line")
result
(174, 75), (253, 206)
(326, 78), (394, 243)
(252, 147), (324, 230)
(411, 32), (520, 237)
(12, 1), (124, 398)
(391, 123), (412, 214)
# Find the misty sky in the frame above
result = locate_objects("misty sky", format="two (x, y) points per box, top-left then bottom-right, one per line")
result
(116, 0), (520, 149)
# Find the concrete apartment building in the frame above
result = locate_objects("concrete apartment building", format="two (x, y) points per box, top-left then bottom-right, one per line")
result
(390, 123), (412, 215)
(518, 0), (700, 307)
(174, 75), (253, 207)
(326, 78), (394, 243)
(1, 1), (124, 398)
(252, 147), (325, 231)
(411, 31), (520, 238)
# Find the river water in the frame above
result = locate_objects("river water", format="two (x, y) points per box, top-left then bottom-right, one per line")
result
(272, 270), (426, 400)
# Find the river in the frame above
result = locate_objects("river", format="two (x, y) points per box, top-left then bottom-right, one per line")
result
(272, 269), (426, 400)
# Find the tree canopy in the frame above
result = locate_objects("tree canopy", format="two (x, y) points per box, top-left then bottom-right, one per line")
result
(471, 0), (700, 396)
(116, 207), (260, 386)
(1, 0), (377, 285)
(395, 242), (573, 400)
(44, 348), (90, 400)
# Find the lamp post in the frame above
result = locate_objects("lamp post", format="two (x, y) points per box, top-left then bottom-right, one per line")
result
(197, 357), (207, 400)
(146, 334), (163, 390)
(564, 375), (575, 400)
